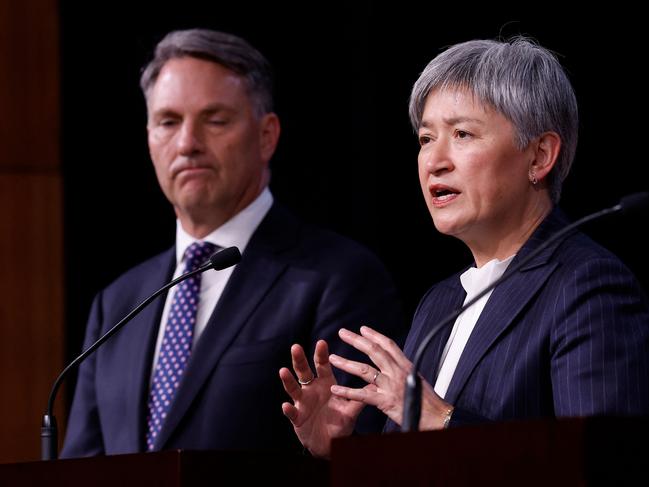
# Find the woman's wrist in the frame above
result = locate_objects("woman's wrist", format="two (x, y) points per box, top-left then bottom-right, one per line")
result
(442, 406), (454, 429)
(418, 394), (454, 430)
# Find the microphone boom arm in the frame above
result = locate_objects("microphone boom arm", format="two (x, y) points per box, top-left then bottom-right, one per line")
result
(41, 246), (241, 460)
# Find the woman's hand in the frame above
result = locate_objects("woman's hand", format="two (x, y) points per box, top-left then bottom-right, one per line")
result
(279, 340), (365, 458)
(329, 326), (453, 430)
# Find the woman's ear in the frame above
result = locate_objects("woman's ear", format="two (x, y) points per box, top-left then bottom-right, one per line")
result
(529, 131), (562, 183)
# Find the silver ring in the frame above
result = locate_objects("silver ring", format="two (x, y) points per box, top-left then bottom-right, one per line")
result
(371, 370), (380, 384)
(298, 376), (315, 386)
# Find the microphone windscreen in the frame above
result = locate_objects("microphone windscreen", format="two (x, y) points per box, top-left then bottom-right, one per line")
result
(619, 192), (649, 215)
(208, 246), (242, 270)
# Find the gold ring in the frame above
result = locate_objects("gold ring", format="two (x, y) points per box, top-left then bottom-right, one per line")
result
(298, 376), (315, 386)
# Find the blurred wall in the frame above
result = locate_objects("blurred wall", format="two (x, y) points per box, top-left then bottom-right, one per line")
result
(0, 1), (64, 463)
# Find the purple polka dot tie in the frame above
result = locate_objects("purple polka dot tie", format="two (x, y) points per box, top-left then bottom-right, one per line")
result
(145, 241), (217, 451)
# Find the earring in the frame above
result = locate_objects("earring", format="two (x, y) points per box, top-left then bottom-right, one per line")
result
(529, 170), (538, 185)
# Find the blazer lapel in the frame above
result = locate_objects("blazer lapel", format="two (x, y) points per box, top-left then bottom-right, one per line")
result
(154, 204), (297, 448)
(409, 279), (466, 384)
(119, 249), (176, 451)
(443, 209), (570, 404)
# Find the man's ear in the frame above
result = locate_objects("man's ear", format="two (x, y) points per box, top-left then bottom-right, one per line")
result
(259, 112), (281, 163)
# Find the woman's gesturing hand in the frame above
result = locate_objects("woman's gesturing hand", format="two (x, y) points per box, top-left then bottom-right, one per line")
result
(328, 326), (452, 430)
(279, 340), (365, 458)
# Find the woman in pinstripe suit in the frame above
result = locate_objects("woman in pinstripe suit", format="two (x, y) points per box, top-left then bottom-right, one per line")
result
(279, 36), (649, 458)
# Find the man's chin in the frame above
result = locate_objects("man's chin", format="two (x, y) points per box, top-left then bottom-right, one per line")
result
(173, 191), (223, 215)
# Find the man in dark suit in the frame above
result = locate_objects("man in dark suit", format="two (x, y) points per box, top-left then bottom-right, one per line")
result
(61, 29), (403, 457)
(279, 37), (649, 458)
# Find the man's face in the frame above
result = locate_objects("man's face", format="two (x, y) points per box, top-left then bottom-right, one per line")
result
(146, 57), (278, 231)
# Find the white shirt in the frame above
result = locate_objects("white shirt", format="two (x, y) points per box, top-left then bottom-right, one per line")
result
(433, 255), (515, 398)
(150, 188), (273, 376)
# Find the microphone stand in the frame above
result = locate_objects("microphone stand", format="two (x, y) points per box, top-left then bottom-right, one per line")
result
(41, 246), (241, 460)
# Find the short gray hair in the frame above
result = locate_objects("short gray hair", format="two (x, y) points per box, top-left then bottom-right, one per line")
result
(140, 29), (274, 116)
(409, 37), (578, 203)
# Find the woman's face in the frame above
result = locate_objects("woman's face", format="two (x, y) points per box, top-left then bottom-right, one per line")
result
(417, 88), (539, 249)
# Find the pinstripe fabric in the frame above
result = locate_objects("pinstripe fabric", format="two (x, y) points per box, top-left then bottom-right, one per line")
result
(385, 208), (649, 431)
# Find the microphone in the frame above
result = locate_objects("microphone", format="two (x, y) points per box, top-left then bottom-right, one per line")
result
(40, 246), (242, 460)
(401, 192), (649, 432)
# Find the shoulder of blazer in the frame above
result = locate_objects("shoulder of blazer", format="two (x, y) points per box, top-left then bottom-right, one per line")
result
(251, 202), (392, 274)
(101, 246), (177, 300)
(526, 207), (635, 276)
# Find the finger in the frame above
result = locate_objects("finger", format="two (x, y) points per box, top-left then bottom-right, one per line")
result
(338, 328), (394, 372)
(291, 344), (315, 383)
(281, 402), (299, 423)
(359, 326), (412, 370)
(279, 367), (302, 400)
(313, 339), (335, 380)
(329, 354), (380, 386)
(330, 394), (367, 419)
(330, 384), (380, 407)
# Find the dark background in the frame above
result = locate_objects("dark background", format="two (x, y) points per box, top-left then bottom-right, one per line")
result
(60, 4), (648, 395)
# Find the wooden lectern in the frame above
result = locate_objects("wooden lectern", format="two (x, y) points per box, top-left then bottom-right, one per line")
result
(0, 449), (329, 486)
(331, 417), (649, 486)
(2, 418), (647, 486)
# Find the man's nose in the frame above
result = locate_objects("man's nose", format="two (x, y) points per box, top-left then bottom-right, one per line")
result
(177, 120), (204, 156)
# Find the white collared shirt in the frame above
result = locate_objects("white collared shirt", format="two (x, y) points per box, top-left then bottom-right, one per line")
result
(433, 254), (515, 398)
(150, 188), (273, 375)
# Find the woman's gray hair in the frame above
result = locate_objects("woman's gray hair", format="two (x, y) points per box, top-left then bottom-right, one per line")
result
(140, 29), (274, 117)
(409, 37), (578, 203)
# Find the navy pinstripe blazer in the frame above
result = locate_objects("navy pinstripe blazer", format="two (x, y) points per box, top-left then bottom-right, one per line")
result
(389, 208), (649, 430)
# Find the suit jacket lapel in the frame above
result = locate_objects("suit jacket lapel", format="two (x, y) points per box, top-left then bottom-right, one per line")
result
(154, 204), (298, 448)
(120, 249), (176, 451)
(409, 279), (466, 384)
(443, 209), (569, 404)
